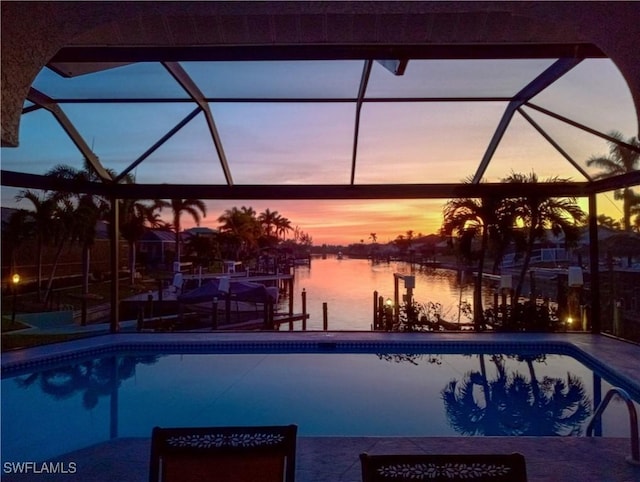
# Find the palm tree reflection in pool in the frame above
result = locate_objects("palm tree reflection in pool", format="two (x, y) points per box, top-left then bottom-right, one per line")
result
(441, 354), (591, 436)
(15, 355), (160, 410)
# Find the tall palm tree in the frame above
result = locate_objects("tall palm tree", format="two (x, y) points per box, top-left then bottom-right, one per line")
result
(442, 193), (508, 329)
(274, 214), (292, 240)
(217, 206), (260, 259)
(14, 190), (56, 301)
(503, 172), (586, 320)
(163, 199), (207, 264)
(258, 209), (280, 238)
(586, 131), (640, 231)
(119, 199), (165, 283)
(46, 162), (112, 324)
(42, 198), (77, 304)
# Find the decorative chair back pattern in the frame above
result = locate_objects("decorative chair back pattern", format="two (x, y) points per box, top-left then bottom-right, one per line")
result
(150, 424), (297, 482)
(360, 453), (527, 482)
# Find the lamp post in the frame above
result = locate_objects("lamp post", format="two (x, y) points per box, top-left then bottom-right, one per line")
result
(11, 273), (20, 323)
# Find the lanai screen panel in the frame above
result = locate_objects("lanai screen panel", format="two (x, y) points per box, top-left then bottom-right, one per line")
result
(1, 56), (637, 194)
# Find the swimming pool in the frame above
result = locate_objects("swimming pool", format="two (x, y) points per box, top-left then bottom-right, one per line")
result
(2, 336), (639, 463)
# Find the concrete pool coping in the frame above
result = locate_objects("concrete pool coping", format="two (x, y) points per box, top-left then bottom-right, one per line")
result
(2, 332), (640, 481)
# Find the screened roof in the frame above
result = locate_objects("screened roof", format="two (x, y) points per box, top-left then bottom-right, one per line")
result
(2, 1), (640, 246)
(2, 57), (637, 192)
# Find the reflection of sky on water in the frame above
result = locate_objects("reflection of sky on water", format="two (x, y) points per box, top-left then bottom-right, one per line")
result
(284, 258), (486, 330)
(3, 351), (638, 462)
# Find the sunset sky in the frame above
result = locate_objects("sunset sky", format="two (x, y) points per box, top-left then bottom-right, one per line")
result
(1, 58), (637, 245)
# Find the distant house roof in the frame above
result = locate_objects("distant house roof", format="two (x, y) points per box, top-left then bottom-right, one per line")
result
(141, 229), (176, 243)
(184, 227), (218, 236)
(1, 207), (20, 226)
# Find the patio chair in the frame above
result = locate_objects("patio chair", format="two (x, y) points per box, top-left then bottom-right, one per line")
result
(149, 424), (297, 482)
(359, 452), (527, 482)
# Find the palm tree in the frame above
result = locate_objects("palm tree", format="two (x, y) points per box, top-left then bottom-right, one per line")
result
(163, 199), (207, 264)
(119, 199), (165, 283)
(15, 191), (57, 301)
(369, 233), (377, 243)
(42, 198), (77, 304)
(503, 172), (586, 320)
(258, 209), (279, 238)
(274, 214), (292, 240)
(217, 206), (261, 259)
(441, 193), (509, 329)
(586, 131), (640, 231)
(46, 162), (112, 324)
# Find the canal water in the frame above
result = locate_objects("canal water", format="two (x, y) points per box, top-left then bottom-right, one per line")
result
(280, 256), (487, 331)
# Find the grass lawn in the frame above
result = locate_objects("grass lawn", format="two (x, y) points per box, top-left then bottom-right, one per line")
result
(1, 313), (95, 350)
(0, 278), (159, 351)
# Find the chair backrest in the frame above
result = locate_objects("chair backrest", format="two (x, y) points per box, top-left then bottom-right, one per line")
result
(150, 424), (297, 482)
(360, 452), (527, 482)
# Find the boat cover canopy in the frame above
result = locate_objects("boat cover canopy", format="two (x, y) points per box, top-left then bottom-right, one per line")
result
(178, 278), (274, 304)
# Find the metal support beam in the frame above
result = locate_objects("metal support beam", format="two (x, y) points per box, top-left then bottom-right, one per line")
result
(116, 107), (202, 182)
(0, 170), (593, 200)
(351, 60), (373, 185)
(591, 170), (640, 193)
(162, 62), (233, 185)
(26, 88), (113, 181)
(110, 197), (120, 333)
(50, 43), (606, 64)
(472, 102), (518, 184)
(524, 102), (640, 154)
(517, 107), (592, 181)
(472, 58), (583, 183)
(588, 193), (600, 334)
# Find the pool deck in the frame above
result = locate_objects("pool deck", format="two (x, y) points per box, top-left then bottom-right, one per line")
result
(2, 332), (640, 481)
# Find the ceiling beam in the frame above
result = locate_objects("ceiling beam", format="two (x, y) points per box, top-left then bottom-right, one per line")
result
(25, 88), (113, 182)
(516, 107), (592, 181)
(116, 107), (203, 182)
(590, 171), (640, 193)
(350, 60), (373, 185)
(49, 43), (605, 63)
(1, 170), (592, 200)
(472, 57), (583, 183)
(524, 102), (640, 154)
(162, 62), (234, 185)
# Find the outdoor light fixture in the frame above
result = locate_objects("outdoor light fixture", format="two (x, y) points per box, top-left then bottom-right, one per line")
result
(566, 317), (573, 325)
(11, 273), (20, 323)
(386, 298), (393, 307)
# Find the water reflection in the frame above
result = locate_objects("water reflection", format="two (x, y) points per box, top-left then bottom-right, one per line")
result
(377, 353), (443, 366)
(14, 355), (160, 409)
(441, 354), (592, 436)
(288, 258), (484, 330)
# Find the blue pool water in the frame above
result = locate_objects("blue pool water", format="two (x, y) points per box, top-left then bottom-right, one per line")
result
(2, 343), (639, 463)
